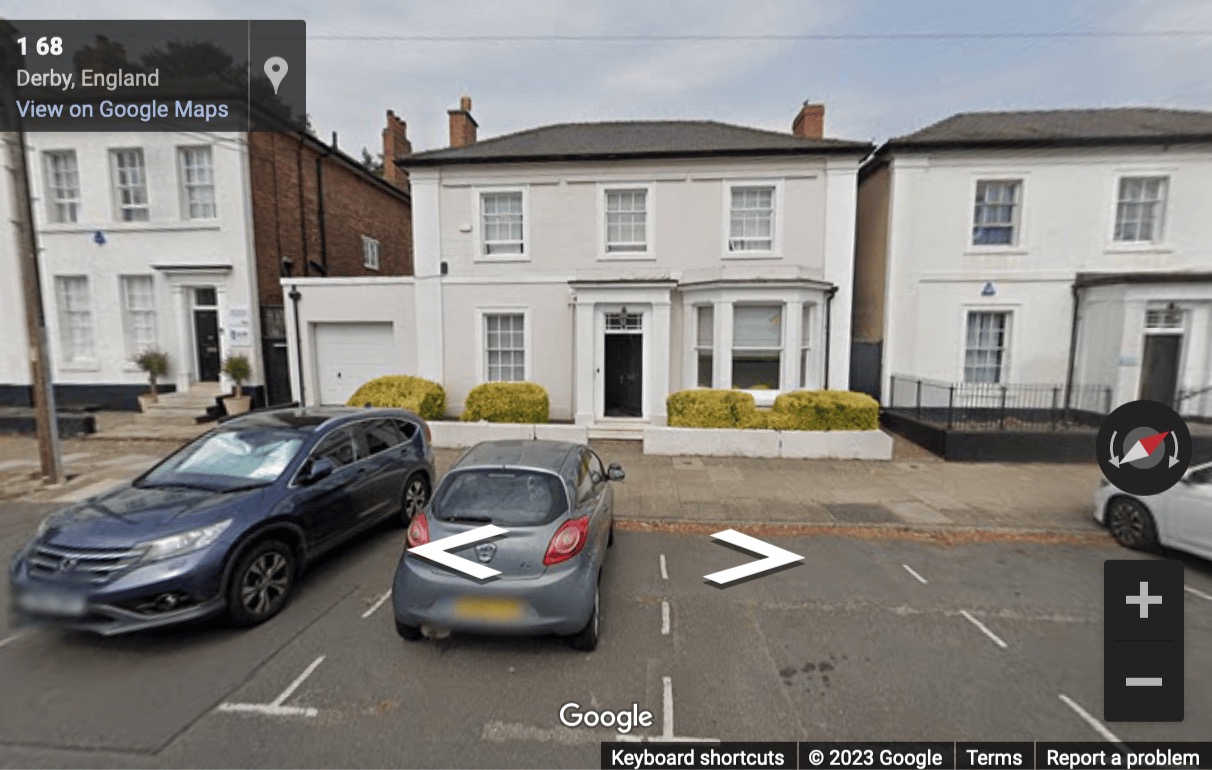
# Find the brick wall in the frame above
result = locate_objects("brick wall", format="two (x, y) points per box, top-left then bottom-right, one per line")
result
(247, 132), (413, 309)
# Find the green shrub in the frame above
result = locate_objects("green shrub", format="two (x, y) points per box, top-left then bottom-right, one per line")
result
(346, 375), (446, 420)
(666, 389), (759, 428)
(222, 354), (252, 397)
(772, 390), (879, 431)
(461, 382), (549, 423)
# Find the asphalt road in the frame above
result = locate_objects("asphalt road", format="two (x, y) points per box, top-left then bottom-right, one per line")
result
(1, 499), (1210, 769)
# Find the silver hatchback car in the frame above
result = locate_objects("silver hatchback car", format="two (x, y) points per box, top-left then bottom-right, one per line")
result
(391, 440), (623, 650)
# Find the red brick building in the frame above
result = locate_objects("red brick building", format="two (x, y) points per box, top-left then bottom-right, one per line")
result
(247, 113), (414, 404)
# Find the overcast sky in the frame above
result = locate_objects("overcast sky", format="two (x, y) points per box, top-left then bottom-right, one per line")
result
(31, 0), (1212, 158)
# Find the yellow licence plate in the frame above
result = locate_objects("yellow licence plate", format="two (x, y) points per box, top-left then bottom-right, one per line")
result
(453, 596), (524, 621)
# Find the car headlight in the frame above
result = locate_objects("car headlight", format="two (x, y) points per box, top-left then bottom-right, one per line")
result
(140, 520), (232, 563)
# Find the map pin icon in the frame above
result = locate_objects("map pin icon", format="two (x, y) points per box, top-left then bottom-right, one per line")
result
(264, 57), (288, 95)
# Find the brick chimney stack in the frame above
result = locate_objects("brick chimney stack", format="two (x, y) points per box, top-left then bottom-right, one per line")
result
(448, 95), (478, 148)
(382, 110), (412, 189)
(792, 102), (825, 139)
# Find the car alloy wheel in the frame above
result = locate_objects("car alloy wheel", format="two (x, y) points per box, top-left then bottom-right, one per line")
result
(1107, 498), (1158, 551)
(402, 475), (430, 524)
(227, 540), (296, 627)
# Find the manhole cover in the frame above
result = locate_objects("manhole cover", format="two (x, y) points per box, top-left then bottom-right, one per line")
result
(824, 503), (898, 523)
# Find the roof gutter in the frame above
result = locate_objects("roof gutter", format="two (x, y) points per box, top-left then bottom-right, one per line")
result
(401, 144), (875, 168)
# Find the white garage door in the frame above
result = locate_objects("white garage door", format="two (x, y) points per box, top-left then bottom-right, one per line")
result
(314, 322), (398, 405)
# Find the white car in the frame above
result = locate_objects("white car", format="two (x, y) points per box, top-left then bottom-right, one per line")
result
(1094, 461), (1212, 560)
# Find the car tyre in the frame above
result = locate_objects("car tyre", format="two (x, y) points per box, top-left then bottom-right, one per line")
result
(395, 617), (423, 641)
(569, 575), (600, 651)
(1106, 497), (1159, 552)
(226, 540), (296, 627)
(401, 474), (430, 526)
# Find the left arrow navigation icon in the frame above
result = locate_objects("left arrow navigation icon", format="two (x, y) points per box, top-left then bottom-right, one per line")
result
(703, 529), (804, 587)
(408, 524), (509, 581)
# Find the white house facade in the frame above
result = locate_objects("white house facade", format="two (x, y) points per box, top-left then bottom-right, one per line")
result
(852, 108), (1212, 419)
(0, 130), (262, 409)
(284, 102), (872, 431)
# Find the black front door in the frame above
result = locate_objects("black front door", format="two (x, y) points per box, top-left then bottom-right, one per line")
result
(604, 335), (643, 417)
(194, 309), (221, 382)
(1140, 335), (1182, 406)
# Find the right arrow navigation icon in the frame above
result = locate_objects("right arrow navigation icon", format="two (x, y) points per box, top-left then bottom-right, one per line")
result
(703, 529), (805, 587)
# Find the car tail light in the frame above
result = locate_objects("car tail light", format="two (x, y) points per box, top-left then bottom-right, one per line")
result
(543, 517), (590, 566)
(407, 513), (430, 548)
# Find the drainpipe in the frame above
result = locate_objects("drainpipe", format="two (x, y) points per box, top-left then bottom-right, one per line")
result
(289, 285), (305, 405)
(1063, 282), (1083, 412)
(823, 286), (838, 390)
(315, 133), (337, 274)
(295, 136), (309, 276)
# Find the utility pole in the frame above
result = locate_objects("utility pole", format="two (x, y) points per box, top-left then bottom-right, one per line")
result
(1, 22), (64, 484)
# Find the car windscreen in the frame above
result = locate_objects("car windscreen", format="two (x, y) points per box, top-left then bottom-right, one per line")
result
(432, 469), (568, 527)
(139, 428), (304, 491)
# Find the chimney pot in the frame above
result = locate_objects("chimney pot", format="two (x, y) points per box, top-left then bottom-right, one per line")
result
(460, 95), (472, 111)
(792, 102), (825, 139)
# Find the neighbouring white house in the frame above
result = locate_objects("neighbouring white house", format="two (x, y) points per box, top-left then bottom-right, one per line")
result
(0, 130), (262, 410)
(283, 99), (873, 433)
(852, 108), (1212, 419)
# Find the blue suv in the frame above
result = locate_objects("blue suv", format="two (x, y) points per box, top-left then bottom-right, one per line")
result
(9, 407), (434, 635)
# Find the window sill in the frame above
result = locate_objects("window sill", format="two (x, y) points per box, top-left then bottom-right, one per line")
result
(722, 252), (782, 260)
(59, 361), (101, 373)
(473, 255), (531, 264)
(1105, 244), (1173, 255)
(598, 252), (656, 261)
(964, 248), (1028, 257)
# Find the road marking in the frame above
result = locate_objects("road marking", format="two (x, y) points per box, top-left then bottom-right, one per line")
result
(1186, 585), (1212, 602)
(611, 675), (719, 744)
(216, 655), (325, 719)
(0, 630), (30, 649)
(481, 721), (600, 745)
(959, 610), (1008, 649)
(659, 553), (668, 580)
(362, 590), (391, 619)
(661, 600), (670, 635)
(902, 564), (928, 585)
(1059, 694), (1127, 749)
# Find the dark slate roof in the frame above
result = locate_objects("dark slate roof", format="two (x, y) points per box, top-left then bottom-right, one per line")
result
(403, 121), (872, 166)
(885, 108), (1212, 150)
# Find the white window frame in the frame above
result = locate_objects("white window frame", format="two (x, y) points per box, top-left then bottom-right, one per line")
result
(177, 145), (217, 220)
(799, 305), (813, 388)
(110, 147), (150, 222)
(42, 149), (81, 224)
(694, 304), (714, 388)
(1112, 175), (1169, 245)
(119, 275), (157, 357)
(722, 180), (783, 258)
(474, 187), (529, 262)
(597, 182), (655, 259)
(54, 275), (96, 368)
(730, 302), (785, 390)
(475, 307), (532, 384)
(970, 178), (1023, 248)
(961, 309), (1013, 384)
(361, 235), (381, 270)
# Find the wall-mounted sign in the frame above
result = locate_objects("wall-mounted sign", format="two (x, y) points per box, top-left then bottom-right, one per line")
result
(227, 305), (252, 346)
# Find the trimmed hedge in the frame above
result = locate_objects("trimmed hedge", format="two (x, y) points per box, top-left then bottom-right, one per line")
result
(462, 382), (549, 423)
(346, 375), (446, 420)
(666, 388), (878, 431)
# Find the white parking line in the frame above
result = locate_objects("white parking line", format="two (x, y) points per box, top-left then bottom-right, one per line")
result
(362, 590), (391, 619)
(0, 630), (30, 649)
(659, 554), (668, 580)
(1059, 694), (1127, 749)
(1186, 585), (1212, 602)
(216, 655), (325, 719)
(661, 601), (670, 635)
(612, 675), (719, 744)
(902, 564), (929, 585)
(959, 610), (1008, 649)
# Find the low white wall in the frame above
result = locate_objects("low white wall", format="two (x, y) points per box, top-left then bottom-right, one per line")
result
(430, 421), (589, 449)
(643, 426), (893, 460)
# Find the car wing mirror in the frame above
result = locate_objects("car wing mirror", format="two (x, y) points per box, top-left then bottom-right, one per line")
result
(303, 458), (335, 485)
(607, 463), (626, 482)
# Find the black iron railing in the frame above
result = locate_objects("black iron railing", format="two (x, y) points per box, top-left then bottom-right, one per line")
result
(1176, 385), (1212, 421)
(888, 375), (1113, 431)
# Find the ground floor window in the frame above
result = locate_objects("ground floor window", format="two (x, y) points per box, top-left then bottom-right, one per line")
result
(55, 275), (94, 363)
(799, 308), (812, 388)
(695, 305), (713, 387)
(485, 312), (525, 382)
(731, 304), (782, 389)
(963, 311), (1009, 383)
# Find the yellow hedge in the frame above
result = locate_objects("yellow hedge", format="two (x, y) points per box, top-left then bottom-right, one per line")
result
(667, 389), (878, 431)
(462, 382), (549, 423)
(346, 375), (446, 420)
(772, 390), (879, 431)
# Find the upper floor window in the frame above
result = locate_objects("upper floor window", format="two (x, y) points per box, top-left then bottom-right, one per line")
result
(362, 236), (381, 270)
(605, 188), (648, 253)
(972, 180), (1021, 246)
(1114, 176), (1168, 243)
(481, 191), (525, 256)
(178, 146), (216, 219)
(728, 185), (775, 252)
(43, 150), (80, 224)
(110, 148), (149, 222)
